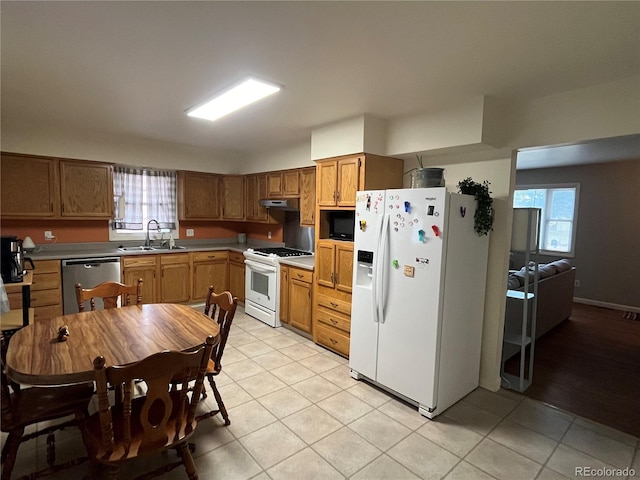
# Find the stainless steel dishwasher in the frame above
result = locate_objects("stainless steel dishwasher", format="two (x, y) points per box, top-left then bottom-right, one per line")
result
(62, 257), (121, 314)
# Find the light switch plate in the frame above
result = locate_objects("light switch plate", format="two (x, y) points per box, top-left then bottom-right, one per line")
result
(186, 229), (194, 237)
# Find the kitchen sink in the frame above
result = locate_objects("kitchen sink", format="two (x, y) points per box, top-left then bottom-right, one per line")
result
(118, 246), (154, 252)
(118, 245), (187, 252)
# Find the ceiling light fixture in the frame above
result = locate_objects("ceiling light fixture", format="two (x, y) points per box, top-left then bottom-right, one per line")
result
(186, 77), (281, 122)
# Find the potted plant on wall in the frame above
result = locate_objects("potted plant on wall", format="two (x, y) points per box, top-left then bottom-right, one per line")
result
(458, 177), (494, 236)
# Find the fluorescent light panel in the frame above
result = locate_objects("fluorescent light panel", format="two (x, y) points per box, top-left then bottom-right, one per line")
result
(187, 77), (281, 121)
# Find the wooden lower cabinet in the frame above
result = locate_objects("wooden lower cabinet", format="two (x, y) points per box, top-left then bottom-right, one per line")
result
(192, 251), (229, 302)
(288, 267), (313, 333)
(6, 259), (63, 322)
(228, 251), (245, 303)
(122, 256), (157, 304)
(159, 254), (190, 303)
(280, 266), (313, 334)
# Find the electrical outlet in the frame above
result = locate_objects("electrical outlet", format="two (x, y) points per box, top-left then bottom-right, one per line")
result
(574, 280), (580, 287)
(268, 231), (272, 239)
(186, 229), (194, 237)
(44, 230), (55, 240)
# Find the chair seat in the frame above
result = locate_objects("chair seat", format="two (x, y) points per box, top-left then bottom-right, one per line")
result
(1, 383), (94, 431)
(84, 391), (197, 464)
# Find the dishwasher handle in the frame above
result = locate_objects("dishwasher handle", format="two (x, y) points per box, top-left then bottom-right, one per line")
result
(62, 257), (121, 267)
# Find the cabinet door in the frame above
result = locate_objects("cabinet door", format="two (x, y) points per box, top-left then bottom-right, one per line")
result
(300, 167), (316, 226)
(179, 171), (221, 220)
(289, 278), (312, 333)
(337, 157), (359, 207)
(123, 265), (157, 304)
(316, 161), (337, 207)
(160, 254), (190, 303)
(229, 261), (246, 303)
(335, 243), (354, 293)
(282, 170), (300, 197)
(267, 172), (283, 198)
(316, 241), (336, 288)
(193, 260), (228, 301)
(222, 175), (245, 220)
(279, 266), (289, 324)
(1, 154), (59, 217)
(60, 160), (113, 217)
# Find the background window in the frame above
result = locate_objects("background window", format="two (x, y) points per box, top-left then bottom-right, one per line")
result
(110, 166), (178, 241)
(513, 184), (579, 256)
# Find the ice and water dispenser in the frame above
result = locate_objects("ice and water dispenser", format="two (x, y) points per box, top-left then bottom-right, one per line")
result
(356, 250), (374, 287)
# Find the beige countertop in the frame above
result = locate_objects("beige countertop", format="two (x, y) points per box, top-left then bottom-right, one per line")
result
(278, 256), (315, 270)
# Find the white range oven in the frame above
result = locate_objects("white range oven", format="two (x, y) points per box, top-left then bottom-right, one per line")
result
(244, 247), (313, 327)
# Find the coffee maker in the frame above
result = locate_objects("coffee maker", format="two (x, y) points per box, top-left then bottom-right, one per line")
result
(1, 236), (34, 283)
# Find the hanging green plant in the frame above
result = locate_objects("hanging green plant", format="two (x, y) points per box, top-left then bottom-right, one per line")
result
(458, 177), (494, 236)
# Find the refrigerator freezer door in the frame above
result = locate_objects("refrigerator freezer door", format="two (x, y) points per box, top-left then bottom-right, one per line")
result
(375, 188), (449, 408)
(349, 190), (385, 380)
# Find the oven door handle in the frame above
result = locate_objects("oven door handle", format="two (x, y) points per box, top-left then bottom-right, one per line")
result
(245, 260), (278, 274)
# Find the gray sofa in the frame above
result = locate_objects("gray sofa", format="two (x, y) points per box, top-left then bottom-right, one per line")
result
(504, 259), (576, 340)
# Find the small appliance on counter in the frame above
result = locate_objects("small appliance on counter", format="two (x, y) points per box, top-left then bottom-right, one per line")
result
(1, 236), (35, 283)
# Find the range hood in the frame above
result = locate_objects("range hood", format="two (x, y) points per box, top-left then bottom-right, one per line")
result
(259, 198), (299, 210)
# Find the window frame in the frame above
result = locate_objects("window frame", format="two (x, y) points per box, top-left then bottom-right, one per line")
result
(513, 183), (580, 257)
(109, 167), (180, 243)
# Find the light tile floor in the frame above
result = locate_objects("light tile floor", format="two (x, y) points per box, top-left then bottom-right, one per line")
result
(4, 307), (639, 480)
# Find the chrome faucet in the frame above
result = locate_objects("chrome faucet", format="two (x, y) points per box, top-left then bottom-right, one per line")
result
(145, 219), (160, 247)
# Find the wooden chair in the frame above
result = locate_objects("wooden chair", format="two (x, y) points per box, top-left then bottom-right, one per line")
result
(1, 334), (94, 480)
(197, 287), (238, 426)
(79, 335), (216, 480)
(75, 278), (143, 312)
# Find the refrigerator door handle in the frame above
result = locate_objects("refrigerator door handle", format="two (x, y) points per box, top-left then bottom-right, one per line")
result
(371, 213), (385, 324)
(377, 213), (390, 324)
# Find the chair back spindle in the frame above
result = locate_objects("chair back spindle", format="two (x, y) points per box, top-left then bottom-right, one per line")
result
(76, 278), (143, 312)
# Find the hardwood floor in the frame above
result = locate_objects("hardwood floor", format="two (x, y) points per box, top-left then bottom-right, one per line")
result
(505, 302), (640, 438)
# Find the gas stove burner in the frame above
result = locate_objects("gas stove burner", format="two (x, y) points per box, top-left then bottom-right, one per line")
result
(252, 247), (312, 257)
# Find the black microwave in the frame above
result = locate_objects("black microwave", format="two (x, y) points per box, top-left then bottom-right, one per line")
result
(329, 211), (355, 241)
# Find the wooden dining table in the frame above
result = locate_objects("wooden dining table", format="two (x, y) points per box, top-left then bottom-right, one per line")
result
(5, 303), (220, 386)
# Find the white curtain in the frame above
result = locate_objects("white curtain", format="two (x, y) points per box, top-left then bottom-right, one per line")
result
(113, 166), (176, 230)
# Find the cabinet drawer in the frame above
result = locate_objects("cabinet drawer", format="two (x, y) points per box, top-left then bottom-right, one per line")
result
(34, 304), (63, 321)
(31, 272), (61, 291)
(123, 256), (157, 268)
(29, 289), (61, 307)
(317, 307), (350, 333)
(316, 324), (350, 357)
(193, 251), (228, 262)
(160, 253), (190, 265)
(31, 259), (60, 274)
(317, 294), (351, 316)
(289, 267), (313, 284)
(229, 251), (245, 264)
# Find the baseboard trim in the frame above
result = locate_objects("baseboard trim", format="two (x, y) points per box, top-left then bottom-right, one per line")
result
(573, 297), (640, 314)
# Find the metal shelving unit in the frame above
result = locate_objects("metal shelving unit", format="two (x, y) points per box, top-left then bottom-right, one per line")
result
(501, 208), (541, 392)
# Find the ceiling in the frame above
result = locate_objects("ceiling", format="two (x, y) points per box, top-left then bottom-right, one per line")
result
(2, 1), (639, 167)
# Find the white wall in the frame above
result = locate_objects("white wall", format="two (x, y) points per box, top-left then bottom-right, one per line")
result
(1, 120), (240, 173)
(310, 116), (365, 160)
(243, 141), (313, 174)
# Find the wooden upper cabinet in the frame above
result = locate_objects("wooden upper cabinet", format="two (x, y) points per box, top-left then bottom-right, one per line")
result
(60, 160), (113, 218)
(245, 174), (268, 222)
(267, 169), (300, 198)
(316, 156), (359, 207)
(221, 175), (245, 220)
(178, 171), (221, 220)
(1, 153), (59, 217)
(282, 170), (300, 197)
(300, 167), (316, 226)
(267, 172), (283, 198)
(315, 154), (404, 209)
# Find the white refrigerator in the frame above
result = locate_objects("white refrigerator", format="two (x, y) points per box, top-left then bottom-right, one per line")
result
(349, 187), (489, 418)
